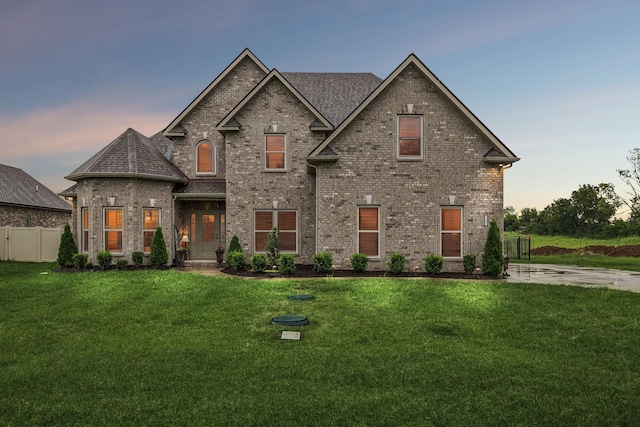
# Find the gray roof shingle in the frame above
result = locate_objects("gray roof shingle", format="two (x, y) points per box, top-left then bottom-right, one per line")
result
(0, 164), (72, 211)
(65, 128), (187, 183)
(281, 72), (382, 126)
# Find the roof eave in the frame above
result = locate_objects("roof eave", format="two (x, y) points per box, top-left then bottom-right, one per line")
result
(172, 192), (226, 200)
(484, 157), (521, 165)
(306, 155), (338, 163)
(65, 172), (188, 184)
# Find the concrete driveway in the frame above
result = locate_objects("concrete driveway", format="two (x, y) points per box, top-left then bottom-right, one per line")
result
(506, 263), (640, 293)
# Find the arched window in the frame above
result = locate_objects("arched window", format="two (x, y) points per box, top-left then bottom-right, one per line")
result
(196, 140), (215, 175)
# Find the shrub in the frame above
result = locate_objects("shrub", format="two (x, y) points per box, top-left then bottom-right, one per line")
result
(251, 253), (267, 273)
(132, 251), (144, 267)
(350, 253), (369, 273)
(279, 253), (296, 275)
(227, 251), (246, 271)
(116, 259), (128, 270)
(72, 253), (88, 269)
(482, 220), (504, 276)
(388, 253), (406, 274)
(84, 261), (94, 270)
(96, 250), (112, 270)
(265, 227), (279, 267)
(424, 254), (444, 274)
(463, 254), (477, 274)
(57, 223), (78, 267)
(228, 235), (242, 254)
(313, 252), (333, 274)
(149, 227), (168, 266)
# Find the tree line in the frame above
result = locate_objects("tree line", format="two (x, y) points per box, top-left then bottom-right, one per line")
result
(505, 149), (640, 238)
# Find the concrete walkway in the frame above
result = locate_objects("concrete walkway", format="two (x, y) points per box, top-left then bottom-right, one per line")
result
(506, 263), (640, 293)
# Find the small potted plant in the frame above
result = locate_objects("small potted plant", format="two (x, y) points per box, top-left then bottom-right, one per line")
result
(215, 246), (225, 266)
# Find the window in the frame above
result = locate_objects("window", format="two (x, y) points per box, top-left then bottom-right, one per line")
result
(143, 208), (160, 253)
(255, 210), (297, 252)
(398, 116), (422, 159)
(81, 208), (89, 252)
(265, 134), (285, 170)
(441, 207), (462, 257)
(358, 207), (379, 257)
(22, 217), (31, 227)
(104, 208), (123, 253)
(196, 140), (215, 175)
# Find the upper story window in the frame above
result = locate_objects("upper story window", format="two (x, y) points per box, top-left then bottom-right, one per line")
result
(265, 134), (286, 171)
(196, 140), (215, 175)
(398, 115), (423, 160)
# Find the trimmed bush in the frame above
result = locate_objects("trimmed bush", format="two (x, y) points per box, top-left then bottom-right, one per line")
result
(72, 253), (88, 270)
(116, 259), (128, 270)
(313, 252), (333, 274)
(57, 223), (78, 267)
(132, 251), (144, 267)
(150, 227), (168, 266)
(265, 227), (279, 267)
(482, 220), (504, 276)
(424, 254), (444, 274)
(279, 253), (296, 275)
(96, 250), (112, 270)
(228, 235), (242, 254)
(84, 261), (94, 270)
(227, 251), (247, 271)
(350, 253), (369, 273)
(463, 254), (477, 274)
(388, 253), (406, 274)
(251, 254), (267, 273)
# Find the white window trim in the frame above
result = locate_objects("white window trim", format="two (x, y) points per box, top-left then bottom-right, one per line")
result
(265, 134), (286, 172)
(397, 115), (424, 161)
(254, 210), (298, 253)
(143, 208), (161, 254)
(440, 206), (463, 259)
(195, 140), (216, 176)
(103, 207), (123, 254)
(358, 205), (380, 258)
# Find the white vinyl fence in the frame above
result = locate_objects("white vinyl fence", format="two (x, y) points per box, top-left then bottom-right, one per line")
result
(0, 226), (63, 262)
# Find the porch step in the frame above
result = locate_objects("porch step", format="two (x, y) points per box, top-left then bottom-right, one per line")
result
(183, 259), (222, 268)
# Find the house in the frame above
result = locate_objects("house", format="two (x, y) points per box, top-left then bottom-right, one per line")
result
(63, 49), (519, 271)
(0, 164), (71, 227)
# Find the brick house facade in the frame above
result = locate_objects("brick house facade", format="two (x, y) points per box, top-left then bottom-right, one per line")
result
(64, 49), (518, 270)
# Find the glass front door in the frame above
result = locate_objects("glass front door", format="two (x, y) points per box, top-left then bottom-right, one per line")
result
(190, 210), (225, 258)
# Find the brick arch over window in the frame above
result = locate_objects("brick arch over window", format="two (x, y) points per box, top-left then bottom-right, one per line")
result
(196, 140), (215, 175)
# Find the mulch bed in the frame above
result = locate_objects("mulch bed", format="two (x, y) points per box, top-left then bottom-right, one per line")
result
(222, 264), (501, 280)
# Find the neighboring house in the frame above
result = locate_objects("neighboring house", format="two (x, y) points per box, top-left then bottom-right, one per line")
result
(0, 164), (71, 227)
(63, 49), (519, 270)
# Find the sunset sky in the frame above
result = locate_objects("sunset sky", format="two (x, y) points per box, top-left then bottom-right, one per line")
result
(2, 0), (639, 214)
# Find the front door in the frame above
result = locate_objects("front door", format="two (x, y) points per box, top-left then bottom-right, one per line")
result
(191, 211), (224, 258)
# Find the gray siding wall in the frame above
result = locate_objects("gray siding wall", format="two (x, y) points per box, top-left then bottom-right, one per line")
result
(224, 78), (324, 263)
(315, 64), (504, 271)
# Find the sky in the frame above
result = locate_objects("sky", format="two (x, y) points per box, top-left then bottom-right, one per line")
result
(2, 0), (639, 215)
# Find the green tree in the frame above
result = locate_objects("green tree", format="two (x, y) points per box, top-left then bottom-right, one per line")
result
(503, 206), (519, 232)
(570, 183), (620, 237)
(617, 148), (640, 220)
(57, 223), (78, 267)
(228, 235), (242, 254)
(519, 207), (539, 234)
(482, 220), (503, 276)
(149, 226), (168, 266)
(265, 227), (279, 267)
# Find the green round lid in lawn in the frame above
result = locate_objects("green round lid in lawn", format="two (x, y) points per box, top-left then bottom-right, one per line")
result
(271, 315), (309, 326)
(287, 294), (315, 301)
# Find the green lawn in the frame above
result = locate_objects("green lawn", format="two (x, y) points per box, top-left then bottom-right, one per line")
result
(2, 262), (640, 426)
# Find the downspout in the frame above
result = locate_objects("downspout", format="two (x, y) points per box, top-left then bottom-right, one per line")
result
(172, 194), (177, 265)
(308, 163), (319, 256)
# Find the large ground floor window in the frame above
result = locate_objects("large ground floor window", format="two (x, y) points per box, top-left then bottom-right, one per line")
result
(104, 208), (123, 253)
(143, 208), (161, 253)
(255, 210), (297, 252)
(358, 206), (379, 257)
(81, 208), (89, 252)
(441, 207), (462, 257)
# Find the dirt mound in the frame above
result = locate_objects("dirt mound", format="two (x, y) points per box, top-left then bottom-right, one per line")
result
(530, 245), (640, 257)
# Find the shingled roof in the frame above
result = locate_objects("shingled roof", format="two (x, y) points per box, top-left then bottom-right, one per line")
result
(281, 72), (382, 126)
(65, 128), (187, 183)
(0, 164), (71, 211)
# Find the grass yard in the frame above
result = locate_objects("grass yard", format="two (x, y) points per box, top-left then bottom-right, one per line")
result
(2, 262), (640, 426)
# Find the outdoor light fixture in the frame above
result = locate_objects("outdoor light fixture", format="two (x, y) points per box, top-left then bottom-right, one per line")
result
(180, 234), (190, 249)
(484, 214), (489, 227)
